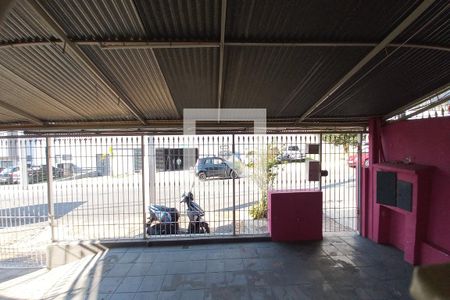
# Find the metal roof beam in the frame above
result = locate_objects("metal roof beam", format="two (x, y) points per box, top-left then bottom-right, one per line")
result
(0, 99), (44, 125)
(0, 119), (368, 132)
(395, 93), (450, 121)
(226, 42), (450, 52)
(2, 40), (449, 52)
(297, 0), (437, 123)
(217, 0), (227, 109)
(384, 83), (450, 120)
(27, 0), (147, 125)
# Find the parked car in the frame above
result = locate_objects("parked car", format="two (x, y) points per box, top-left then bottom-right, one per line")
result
(0, 166), (19, 184)
(277, 145), (305, 162)
(0, 165), (63, 184)
(27, 165), (64, 183)
(348, 145), (369, 168)
(195, 157), (239, 180)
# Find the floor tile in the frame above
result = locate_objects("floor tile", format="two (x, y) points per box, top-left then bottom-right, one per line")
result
(109, 292), (136, 300)
(133, 292), (159, 300)
(161, 273), (206, 291)
(115, 276), (145, 293)
(138, 275), (165, 292)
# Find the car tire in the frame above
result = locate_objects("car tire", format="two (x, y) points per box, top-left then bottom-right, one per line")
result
(230, 170), (238, 179)
(198, 172), (207, 180)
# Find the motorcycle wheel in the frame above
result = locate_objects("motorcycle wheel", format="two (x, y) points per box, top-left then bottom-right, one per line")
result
(188, 223), (198, 234)
(203, 222), (210, 233)
(148, 224), (161, 235)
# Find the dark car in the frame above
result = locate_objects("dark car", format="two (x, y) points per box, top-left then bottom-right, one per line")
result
(28, 165), (64, 183)
(195, 157), (238, 180)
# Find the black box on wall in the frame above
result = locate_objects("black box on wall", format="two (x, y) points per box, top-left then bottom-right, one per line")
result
(376, 171), (397, 206)
(397, 180), (413, 212)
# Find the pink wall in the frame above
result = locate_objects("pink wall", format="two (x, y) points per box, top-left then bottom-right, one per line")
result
(380, 117), (450, 263)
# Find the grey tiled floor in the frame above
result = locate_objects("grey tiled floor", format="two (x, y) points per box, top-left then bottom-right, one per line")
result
(45, 234), (414, 300)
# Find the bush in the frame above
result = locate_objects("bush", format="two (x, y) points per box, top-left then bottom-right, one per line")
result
(250, 194), (268, 219)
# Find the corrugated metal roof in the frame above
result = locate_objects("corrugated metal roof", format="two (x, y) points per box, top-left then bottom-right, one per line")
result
(0, 0), (57, 42)
(0, 45), (134, 121)
(80, 45), (179, 119)
(222, 46), (369, 117)
(226, 0), (420, 42)
(0, 68), (77, 121)
(313, 48), (450, 117)
(0, 108), (28, 123)
(134, 0), (220, 41)
(0, 0), (449, 129)
(37, 0), (146, 39)
(394, 1), (450, 47)
(154, 48), (219, 111)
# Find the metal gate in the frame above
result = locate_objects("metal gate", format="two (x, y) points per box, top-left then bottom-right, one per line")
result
(0, 132), (365, 267)
(0, 138), (48, 268)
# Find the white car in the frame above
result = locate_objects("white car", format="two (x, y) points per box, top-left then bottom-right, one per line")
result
(278, 145), (305, 162)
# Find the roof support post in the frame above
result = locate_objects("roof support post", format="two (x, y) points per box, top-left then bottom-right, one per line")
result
(217, 0), (227, 109)
(27, 0), (147, 125)
(297, 0), (436, 123)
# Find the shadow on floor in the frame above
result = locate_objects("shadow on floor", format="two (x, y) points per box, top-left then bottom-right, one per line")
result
(0, 201), (85, 227)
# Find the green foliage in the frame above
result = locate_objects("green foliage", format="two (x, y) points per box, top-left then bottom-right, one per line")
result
(322, 133), (359, 153)
(250, 194), (267, 219)
(248, 144), (281, 219)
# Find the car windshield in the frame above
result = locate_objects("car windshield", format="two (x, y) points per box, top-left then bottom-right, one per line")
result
(0, 168), (13, 175)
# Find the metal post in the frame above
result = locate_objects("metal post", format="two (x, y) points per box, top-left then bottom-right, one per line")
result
(141, 135), (147, 240)
(357, 132), (363, 234)
(46, 137), (55, 242)
(18, 139), (28, 189)
(319, 133), (323, 191)
(232, 134), (236, 236)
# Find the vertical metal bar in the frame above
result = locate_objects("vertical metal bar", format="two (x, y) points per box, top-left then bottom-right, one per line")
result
(46, 137), (55, 242)
(18, 139), (28, 189)
(357, 132), (363, 234)
(141, 135), (147, 239)
(232, 134), (236, 236)
(319, 133), (323, 191)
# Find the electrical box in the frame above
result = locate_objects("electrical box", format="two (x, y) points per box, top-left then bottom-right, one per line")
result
(306, 160), (321, 181)
(376, 171), (397, 206)
(306, 144), (320, 154)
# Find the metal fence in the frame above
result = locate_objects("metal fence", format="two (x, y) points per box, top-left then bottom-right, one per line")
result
(0, 138), (48, 268)
(0, 132), (365, 267)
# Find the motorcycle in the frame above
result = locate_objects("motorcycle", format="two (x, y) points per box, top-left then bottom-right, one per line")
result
(181, 191), (210, 234)
(146, 190), (210, 235)
(146, 204), (180, 235)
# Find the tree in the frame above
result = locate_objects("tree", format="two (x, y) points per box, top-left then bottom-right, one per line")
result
(322, 133), (359, 153)
(248, 144), (282, 219)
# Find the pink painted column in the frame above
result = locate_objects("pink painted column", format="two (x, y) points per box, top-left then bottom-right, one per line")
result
(366, 118), (383, 240)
